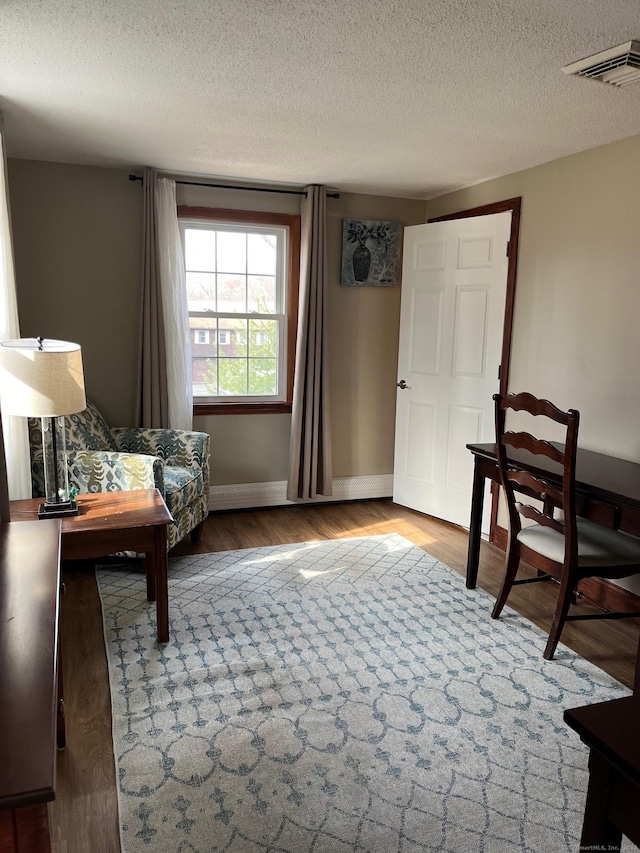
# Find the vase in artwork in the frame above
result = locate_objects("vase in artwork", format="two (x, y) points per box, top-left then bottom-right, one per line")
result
(352, 243), (371, 282)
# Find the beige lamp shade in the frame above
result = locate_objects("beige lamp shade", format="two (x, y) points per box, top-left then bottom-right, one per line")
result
(0, 338), (86, 417)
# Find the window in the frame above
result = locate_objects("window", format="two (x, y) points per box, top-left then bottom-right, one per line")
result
(179, 207), (300, 414)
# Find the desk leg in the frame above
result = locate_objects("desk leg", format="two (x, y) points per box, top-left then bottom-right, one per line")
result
(466, 456), (485, 589)
(580, 750), (623, 852)
(154, 525), (169, 644)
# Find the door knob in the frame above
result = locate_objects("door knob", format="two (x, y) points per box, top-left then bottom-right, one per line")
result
(397, 379), (411, 390)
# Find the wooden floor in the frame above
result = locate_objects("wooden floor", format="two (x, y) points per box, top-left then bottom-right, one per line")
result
(51, 499), (640, 852)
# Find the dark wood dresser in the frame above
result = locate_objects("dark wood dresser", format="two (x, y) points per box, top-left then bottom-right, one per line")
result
(0, 518), (62, 853)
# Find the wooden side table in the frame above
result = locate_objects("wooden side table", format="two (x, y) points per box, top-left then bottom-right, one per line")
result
(11, 489), (173, 643)
(0, 518), (62, 853)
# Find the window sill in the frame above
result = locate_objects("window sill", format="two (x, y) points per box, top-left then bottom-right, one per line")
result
(194, 401), (293, 416)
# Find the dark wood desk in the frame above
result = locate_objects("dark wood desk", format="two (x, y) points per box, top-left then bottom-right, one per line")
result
(466, 442), (640, 589)
(11, 489), (173, 643)
(565, 695), (640, 850)
(0, 518), (62, 853)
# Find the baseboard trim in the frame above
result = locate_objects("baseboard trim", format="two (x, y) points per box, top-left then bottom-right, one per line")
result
(209, 474), (393, 511)
(491, 523), (640, 615)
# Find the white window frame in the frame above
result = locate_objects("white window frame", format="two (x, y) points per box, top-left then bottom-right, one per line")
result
(180, 218), (288, 405)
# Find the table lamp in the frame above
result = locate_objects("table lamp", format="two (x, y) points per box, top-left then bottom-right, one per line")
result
(0, 337), (86, 518)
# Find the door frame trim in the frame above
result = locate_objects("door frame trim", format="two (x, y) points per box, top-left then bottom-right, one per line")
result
(428, 197), (521, 398)
(428, 197), (522, 544)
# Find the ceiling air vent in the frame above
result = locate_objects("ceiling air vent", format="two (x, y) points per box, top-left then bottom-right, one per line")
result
(562, 40), (640, 87)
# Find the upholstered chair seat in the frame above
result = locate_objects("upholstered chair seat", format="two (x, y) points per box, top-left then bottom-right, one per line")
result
(28, 399), (210, 550)
(518, 517), (640, 567)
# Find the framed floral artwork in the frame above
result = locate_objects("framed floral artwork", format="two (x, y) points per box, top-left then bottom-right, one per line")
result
(340, 219), (402, 286)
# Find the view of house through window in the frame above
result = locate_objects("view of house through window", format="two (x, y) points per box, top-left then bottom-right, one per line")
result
(180, 214), (291, 406)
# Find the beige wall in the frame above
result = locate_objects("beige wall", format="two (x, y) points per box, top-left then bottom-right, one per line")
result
(7, 161), (425, 486)
(10, 135), (640, 490)
(8, 135), (639, 502)
(427, 133), (640, 464)
(327, 193), (425, 476)
(8, 160), (143, 426)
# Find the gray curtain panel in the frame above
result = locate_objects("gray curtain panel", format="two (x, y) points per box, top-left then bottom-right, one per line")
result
(287, 185), (332, 501)
(137, 167), (169, 428)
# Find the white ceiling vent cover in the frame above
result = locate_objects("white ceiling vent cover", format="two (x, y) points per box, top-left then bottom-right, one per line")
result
(562, 41), (640, 87)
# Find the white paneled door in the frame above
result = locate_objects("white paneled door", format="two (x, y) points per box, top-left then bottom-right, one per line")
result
(393, 212), (511, 531)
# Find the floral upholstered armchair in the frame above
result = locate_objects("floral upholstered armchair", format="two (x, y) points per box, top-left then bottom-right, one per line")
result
(28, 399), (210, 550)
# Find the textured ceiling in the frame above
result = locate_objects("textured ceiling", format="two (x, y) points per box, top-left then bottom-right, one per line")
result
(2, 0), (640, 199)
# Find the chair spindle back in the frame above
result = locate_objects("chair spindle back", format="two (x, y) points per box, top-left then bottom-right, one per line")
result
(494, 392), (580, 560)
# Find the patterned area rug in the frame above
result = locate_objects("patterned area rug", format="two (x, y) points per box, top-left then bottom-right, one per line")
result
(97, 534), (632, 853)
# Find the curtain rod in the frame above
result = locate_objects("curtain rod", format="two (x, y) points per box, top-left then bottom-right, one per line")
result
(128, 174), (340, 198)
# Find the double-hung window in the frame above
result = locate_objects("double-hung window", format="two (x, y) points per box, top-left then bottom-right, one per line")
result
(178, 207), (300, 414)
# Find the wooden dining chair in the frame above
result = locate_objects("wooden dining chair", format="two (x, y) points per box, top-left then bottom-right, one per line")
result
(492, 391), (640, 660)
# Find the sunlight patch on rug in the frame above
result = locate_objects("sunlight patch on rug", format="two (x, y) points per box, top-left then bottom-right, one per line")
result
(97, 534), (632, 852)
